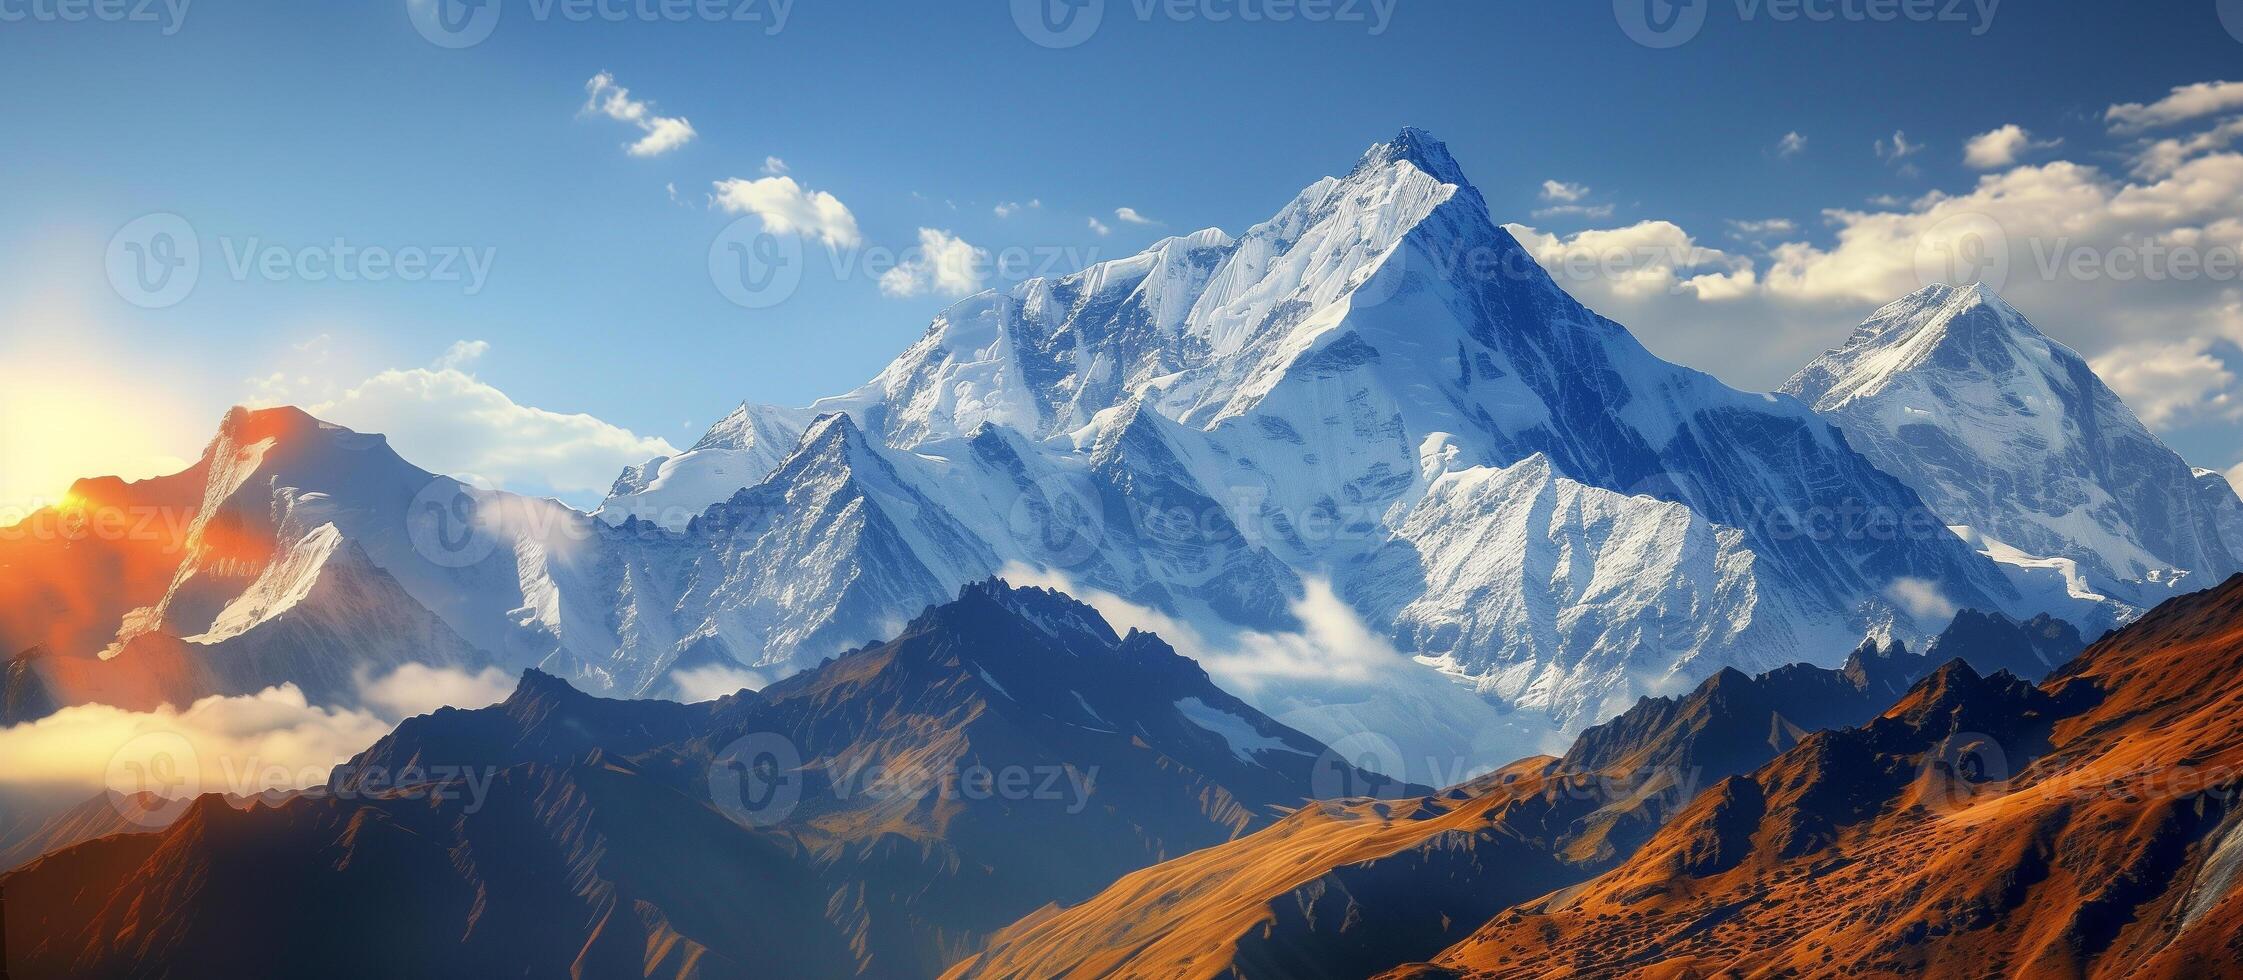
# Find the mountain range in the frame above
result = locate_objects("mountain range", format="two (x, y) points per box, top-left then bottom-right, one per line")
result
(5, 575), (2113, 979)
(8, 126), (2243, 785)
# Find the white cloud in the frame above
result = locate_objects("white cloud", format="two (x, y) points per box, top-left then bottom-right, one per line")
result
(1493, 121), (2243, 414)
(669, 664), (769, 702)
(1885, 577), (1957, 624)
(994, 566), (1395, 691)
(1727, 217), (1798, 240)
(878, 228), (989, 299)
(1114, 206), (1160, 226)
(993, 564), (1568, 777)
(1505, 219), (1758, 302)
(2224, 462), (2243, 496)
(2090, 338), (2243, 430)
(304, 343), (680, 498)
(432, 339), (488, 371)
(2130, 117), (2243, 179)
(2106, 80), (2243, 133)
(1087, 216), (1111, 236)
(355, 663), (514, 719)
(711, 175), (863, 249)
(582, 72), (697, 157)
(993, 199), (1040, 219)
(1530, 203), (1616, 221)
(0, 664), (515, 806)
(1875, 130), (1923, 166)
(1778, 131), (1808, 158)
(1539, 180), (1590, 203)
(761, 156), (788, 175)
(1963, 124), (2060, 169)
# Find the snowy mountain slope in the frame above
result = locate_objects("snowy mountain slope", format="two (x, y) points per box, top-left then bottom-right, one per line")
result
(594, 401), (807, 530)
(1353, 453), (1829, 724)
(1784, 282), (2243, 613)
(9, 519), (488, 714)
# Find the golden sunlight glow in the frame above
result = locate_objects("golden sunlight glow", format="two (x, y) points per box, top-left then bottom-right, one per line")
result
(0, 376), (200, 521)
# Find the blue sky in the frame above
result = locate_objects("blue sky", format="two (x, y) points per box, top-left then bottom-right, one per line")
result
(5, 0), (2243, 509)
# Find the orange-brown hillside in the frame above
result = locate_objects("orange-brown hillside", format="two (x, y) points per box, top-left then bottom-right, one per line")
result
(945, 613), (2079, 980)
(1401, 574), (2243, 979)
(945, 757), (1574, 980)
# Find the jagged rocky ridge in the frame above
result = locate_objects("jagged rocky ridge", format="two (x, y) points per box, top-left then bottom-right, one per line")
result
(1397, 575), (2243, 978)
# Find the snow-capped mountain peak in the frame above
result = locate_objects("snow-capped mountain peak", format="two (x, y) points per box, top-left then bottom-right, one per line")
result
(597, 401), (807, 530)
(1784, 282), (2243, 613)
(1351, 125), (1472, 189)
(1789, 281), (2063, 412)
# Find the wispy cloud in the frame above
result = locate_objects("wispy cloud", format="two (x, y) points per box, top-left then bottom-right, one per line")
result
(2106, 80), (2243, 133)
(1539, 180), (1591, 203)
(582, 72), (697, 157)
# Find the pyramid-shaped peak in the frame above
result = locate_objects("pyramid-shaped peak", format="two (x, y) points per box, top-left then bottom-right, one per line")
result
(1353, 126), (1468, 186)
(1786, 281), (2064, 409)
(1879, 281), (2024, 324)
